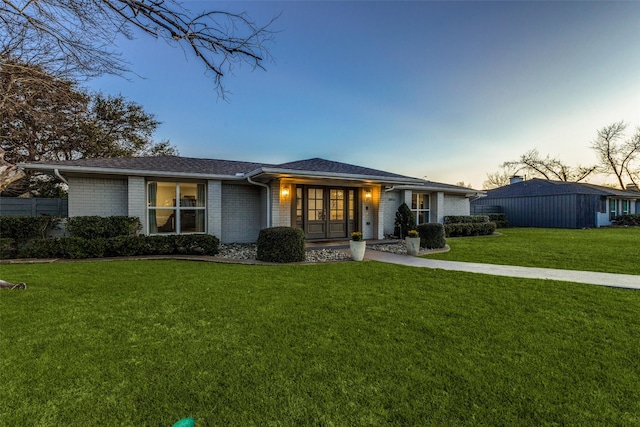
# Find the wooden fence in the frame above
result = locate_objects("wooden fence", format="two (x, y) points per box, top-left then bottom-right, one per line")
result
(0, 197), (68, 217)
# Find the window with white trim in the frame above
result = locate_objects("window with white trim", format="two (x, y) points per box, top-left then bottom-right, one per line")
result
(622, 199), (630, 215)
(411, 193), (430, 224)
(148, 182), (206, 234)
(609, 199), (618, 220)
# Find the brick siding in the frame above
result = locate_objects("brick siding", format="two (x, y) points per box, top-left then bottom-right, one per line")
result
(68, 177), (127, 217)
(127, 176), (146, 232)
(221, 183), (263, 243)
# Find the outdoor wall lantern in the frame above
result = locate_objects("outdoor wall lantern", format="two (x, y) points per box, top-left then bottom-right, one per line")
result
(281, 185), (291, 201)
(364, 189), (372, 202)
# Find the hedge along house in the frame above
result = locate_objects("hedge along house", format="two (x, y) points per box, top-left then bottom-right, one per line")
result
(471, 177), (640, 229)
(22, 156), (484, 243)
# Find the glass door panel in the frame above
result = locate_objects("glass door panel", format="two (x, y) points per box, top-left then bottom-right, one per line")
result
(328, 188), (347, 238)
(306, 188), (325, 239)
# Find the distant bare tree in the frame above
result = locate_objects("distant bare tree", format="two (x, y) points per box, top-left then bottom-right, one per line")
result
(483, 165), (520, 190)
(483, 172), (508, 190)
(455, 181), (473, 189)
(502, 149), (596, 183)
(0, 0), (276, 97)
(591, 121), (640, 189)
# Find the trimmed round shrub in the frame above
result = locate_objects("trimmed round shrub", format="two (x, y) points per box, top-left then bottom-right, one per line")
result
(417, 223), (446, 249)
(256, 227), (306, 263)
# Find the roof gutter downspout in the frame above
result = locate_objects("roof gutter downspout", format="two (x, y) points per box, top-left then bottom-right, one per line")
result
(246, 175), (271, 228)
(54, 168), (68, 185)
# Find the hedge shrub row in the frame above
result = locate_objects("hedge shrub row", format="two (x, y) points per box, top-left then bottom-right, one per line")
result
(487, 213), (510, 229)
(416, 223), (446, 249)
(613, 214), (640, 226)
(444, 222), (496, 237)
(256, 227), (306, 263)
(3, 234), (219, 260)
(1, 238), (16, 259)
(0, 216), (59, 242)
(443, 215), (490, 224)
(66, 216), (141, 239)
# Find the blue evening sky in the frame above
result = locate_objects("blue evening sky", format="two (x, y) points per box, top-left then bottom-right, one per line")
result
(87, 1), (640, 189)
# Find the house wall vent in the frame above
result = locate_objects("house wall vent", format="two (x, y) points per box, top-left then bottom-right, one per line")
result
(509, 176), (524, 185)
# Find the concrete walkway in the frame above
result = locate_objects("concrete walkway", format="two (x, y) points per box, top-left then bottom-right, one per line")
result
(364, 250), (640, 290)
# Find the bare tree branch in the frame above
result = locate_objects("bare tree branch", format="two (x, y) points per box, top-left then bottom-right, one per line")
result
(591, 121), (639, 189)
(483, 164), (520, 189)
(501, 149), (595, 183)
(0, 0), (276, 97)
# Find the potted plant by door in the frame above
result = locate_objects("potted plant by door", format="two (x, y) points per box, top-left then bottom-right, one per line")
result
(349, 231), (366, 261)
(405, 229), (421, 256)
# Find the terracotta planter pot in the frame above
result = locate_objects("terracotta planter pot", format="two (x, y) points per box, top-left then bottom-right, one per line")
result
(349, 240), (366, 261)
(405, 236), (421, 256)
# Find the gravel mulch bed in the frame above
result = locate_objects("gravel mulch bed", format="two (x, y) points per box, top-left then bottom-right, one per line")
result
(217, 242), (409, 263)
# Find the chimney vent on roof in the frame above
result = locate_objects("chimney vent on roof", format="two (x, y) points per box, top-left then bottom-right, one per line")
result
(509, 175), (524, 185)
(626, 183), (639, 192)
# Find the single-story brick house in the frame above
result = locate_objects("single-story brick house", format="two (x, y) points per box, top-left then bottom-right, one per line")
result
(472, 177), (640, 228)
(22, 156), (484, 243)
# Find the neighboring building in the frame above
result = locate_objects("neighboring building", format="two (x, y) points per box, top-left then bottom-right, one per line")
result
(21, 156), (484, 243)
(472, 177), (640, 229)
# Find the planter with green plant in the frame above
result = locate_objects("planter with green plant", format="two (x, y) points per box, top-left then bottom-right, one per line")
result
(349, 231), (366, 261)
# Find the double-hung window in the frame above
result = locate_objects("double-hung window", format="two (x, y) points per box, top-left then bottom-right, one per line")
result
(411, 193), (430, 224)
(148, 182), (206, 234)
(609, 199), (618, 221)
(622, 200), (630, 215)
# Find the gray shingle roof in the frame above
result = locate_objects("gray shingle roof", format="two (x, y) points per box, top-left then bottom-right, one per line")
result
(269, 158), (412, 180)
(485, 178), (639, 198)
(22, 155), (482, 192)
(24, 155), (422, 180)
(37, 155), (271, 175)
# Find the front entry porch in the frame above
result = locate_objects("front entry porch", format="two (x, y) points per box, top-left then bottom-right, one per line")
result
(294, 185), (359, 240)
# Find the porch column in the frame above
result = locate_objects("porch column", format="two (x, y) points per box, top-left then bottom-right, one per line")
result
(377, 185), (392, 239)
(271, 179), (293, 227)
(434, 191), (445, 223)
(207, 180), (222, 239)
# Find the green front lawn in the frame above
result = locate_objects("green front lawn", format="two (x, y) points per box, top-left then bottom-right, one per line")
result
(427, 227), (640, 275)
(1, 260), (639, 425)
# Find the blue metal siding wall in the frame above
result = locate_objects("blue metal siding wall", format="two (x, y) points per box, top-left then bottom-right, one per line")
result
(473, 195), (582, 228)
(574, 195), (601, 228)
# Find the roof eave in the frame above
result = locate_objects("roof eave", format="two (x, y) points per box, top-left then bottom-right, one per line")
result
(388, 184), (485, 196)
(19, 163), (245, 181)
(248, 167), (426, 185)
